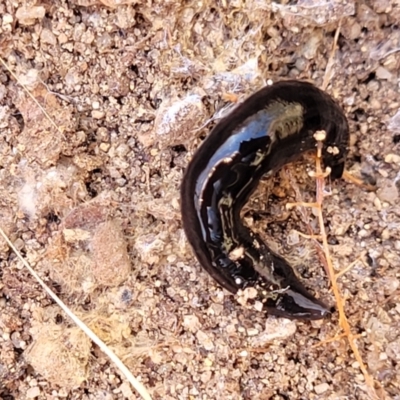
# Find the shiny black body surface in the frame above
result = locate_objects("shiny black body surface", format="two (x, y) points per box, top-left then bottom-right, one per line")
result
(181, 80), (349, 320)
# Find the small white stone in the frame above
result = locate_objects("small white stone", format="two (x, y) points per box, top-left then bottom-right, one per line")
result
(92, 110), (105, 119)
(314, 383), (329, 394)
(247, 328), (259, 336)
(379, 352), (388, 361)
(384, 153), (400, 164)
(196, 330), (214, 350)
(26, 386), (41, 398)
(358, 229), (369, 238)
(3, 14), (13, 24)
(376, 66), (392, 80)
(244, 287), (258, 299)
(99, 142), (110, 152)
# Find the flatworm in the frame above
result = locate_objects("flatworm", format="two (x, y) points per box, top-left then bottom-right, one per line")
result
(181, 80), (349, 320)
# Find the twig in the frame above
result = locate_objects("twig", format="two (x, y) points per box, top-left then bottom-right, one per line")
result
(335, 255), (363, 280)
(0, 227), (153, 400)
(0, 55), (153, 400)
(322, 19), (342, 91)
(314, 134), (379, 398)
(289, 131), (380, 399)
(0, 57), (66, 139)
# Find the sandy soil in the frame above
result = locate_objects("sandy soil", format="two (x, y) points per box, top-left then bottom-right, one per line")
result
(0, 1), (400, 399)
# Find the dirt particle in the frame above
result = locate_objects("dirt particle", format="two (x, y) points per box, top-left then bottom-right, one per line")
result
(26, 386), (41, 398)
(314, 382), (330, 394)
(196, 330), (214, 351)
(377, 182), (399, 203)
(91, 220), (131, 287)
(15, 6), (45, 25)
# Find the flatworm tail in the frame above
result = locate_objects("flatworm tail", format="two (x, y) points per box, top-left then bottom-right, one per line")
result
(181, 80), (349, 320)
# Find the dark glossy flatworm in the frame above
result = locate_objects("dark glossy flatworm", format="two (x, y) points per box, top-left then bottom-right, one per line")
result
(180, 80), (349, 320)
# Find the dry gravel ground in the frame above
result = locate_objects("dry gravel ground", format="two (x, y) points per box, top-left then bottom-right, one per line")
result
(1, 0), (400, 399)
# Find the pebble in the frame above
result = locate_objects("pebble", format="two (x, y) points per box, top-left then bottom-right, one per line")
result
(92, 110), (105, 119)
(40, 28), (57, 45)
(314, 383), (329, 394)
(16, 6), (45, 25)
(250, 318), (296, 346)
(119, 382), (133, 398)
(203, 357), (213, 367)
(99, 142), (110, 152)
(246, 328), (259, 336)
(377, 182), (399, 204)
(26, 386), (41, 398)
(200, 370), (212, 383)
(384, 153), (400, 164)
(116, 144), (130, 157)
(381, 228), (390, 240)
(358, 229), (369, 238)
(376, 66), (392, 80)
(386, 340), (400, 361)
(3, 14), (13, 24)
(183, 315), (201, 333)
(196, 330), (214, 351)
(347, 20), (361, 40)
(58, 32), (68, 44)
(373, 196), (382, 210)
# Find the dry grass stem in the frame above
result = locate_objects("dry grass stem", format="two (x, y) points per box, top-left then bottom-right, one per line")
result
(290, 134), (381, 399)
(0, 226), (153, 400)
